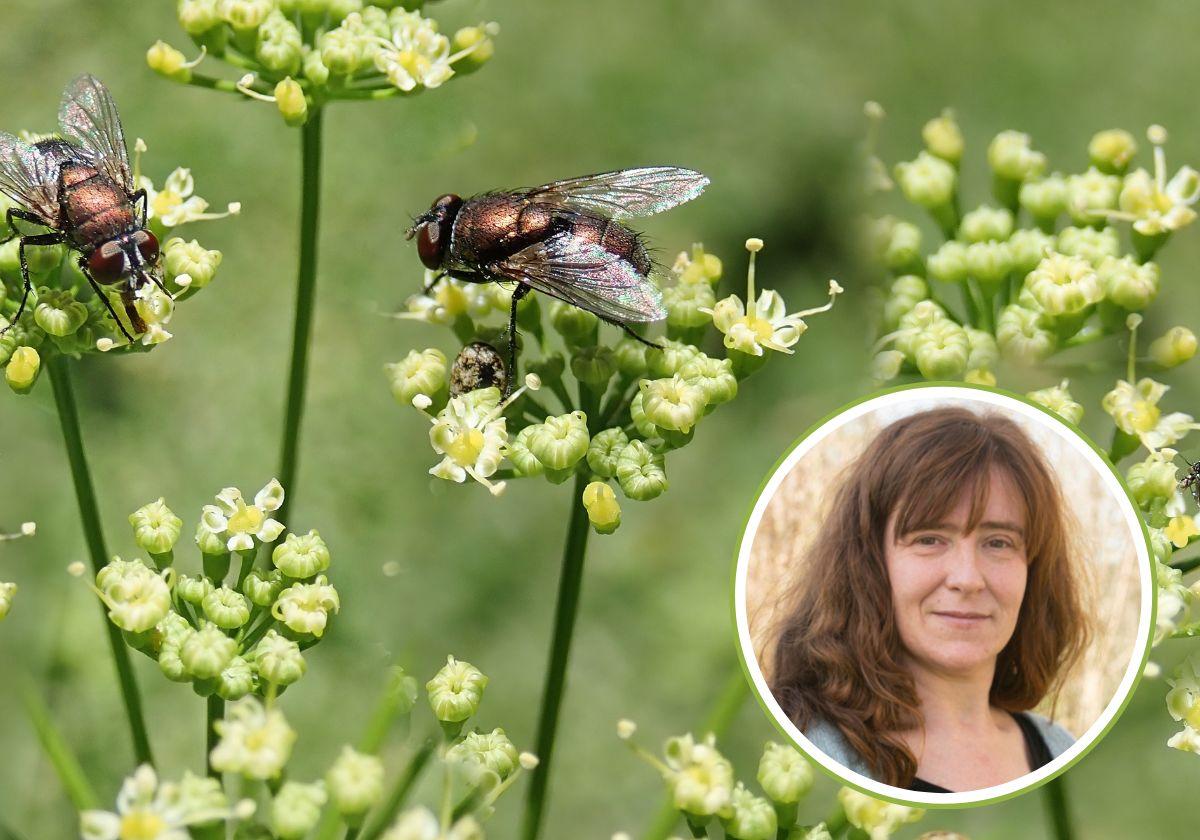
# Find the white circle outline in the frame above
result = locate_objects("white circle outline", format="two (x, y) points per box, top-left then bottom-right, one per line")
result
(733, 386), (1154, 806)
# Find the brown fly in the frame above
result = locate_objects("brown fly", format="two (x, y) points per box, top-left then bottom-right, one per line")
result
(0, 74), (168, 342)
(406, 166), (709, 390)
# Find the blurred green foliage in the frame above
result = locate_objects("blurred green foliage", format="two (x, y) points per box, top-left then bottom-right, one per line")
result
(0, 0), (1198, 837)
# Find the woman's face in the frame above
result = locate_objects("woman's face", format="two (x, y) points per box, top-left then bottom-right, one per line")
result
(884, 469), (1029, 677)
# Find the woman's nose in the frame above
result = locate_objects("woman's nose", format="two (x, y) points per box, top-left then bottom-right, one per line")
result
(943, 540), (986, 591)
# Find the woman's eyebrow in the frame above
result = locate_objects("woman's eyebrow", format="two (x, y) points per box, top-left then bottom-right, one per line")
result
(978, 520), (1025, 537)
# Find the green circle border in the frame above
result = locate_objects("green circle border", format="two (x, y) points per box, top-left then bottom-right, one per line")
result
(729, 380), (1157, 810)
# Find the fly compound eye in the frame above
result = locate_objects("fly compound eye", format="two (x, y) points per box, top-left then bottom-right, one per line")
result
(417, 222), (443, 269)
(135, 230), (160, 265)
(87, 242), (126, 284)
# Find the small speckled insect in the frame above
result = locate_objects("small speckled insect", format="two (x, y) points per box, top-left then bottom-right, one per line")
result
(0, 75), (168, 341)
(406, 166), (709, 390)
(1180, 456), (1200, 507)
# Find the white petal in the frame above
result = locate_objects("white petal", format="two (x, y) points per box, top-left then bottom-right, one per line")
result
(254, 479), (285, 512)
(256, 519), (286, 543)
(79, 811), (121, 840)
(227, 533), (254, 553)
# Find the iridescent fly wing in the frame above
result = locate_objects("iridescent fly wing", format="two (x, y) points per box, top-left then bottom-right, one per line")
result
(0, 132), (62, 223)
(524, 167), (708, 220)
(494, 232), (666, 323)
(58, 74), (132, 192)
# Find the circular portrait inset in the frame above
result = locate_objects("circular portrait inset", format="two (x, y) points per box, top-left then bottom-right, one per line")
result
(734, 385), (1153, 806)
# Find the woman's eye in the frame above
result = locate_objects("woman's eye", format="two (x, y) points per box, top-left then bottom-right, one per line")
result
(985, 537), (1015, 550)
(913, 535), (942, 546)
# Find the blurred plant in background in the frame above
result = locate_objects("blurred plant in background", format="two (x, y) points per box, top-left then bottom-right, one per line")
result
(148, 0), (499, 521)
(386, 239), (840, 837)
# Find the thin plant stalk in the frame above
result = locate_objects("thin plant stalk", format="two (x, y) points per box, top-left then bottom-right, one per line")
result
(1043, 776), (1074, 840)
(46, 354), (154, 767)
(277, 108), (325, 524)
(205, 695), (224, 778)
(520, 469), (593, 840)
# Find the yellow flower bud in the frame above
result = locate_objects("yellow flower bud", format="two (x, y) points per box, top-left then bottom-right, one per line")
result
(147, 41), (191, 82)
(922, 109), (964, 164)
(5, 346), (40, 394)
(582, 481), (621, 535)
(275, 78), (309, 127)
(1150, 327), (1198, 369)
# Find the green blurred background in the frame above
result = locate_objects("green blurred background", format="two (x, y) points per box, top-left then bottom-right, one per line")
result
(1, 0), (1199, 836)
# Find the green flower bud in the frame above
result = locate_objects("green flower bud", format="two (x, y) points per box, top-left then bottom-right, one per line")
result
(129, 498), (183, 556)
(871, 350), (905, 382)
(674, 243), (723, 285)
(1150, 327), (1197, 368)
(964, 240), (1012, 288)
(446, 727), (520, 784)
(926, 240), (969, 284)
(628, 391), (659, 439)
(0, 238), (62, 277)
(220, 0), (273, 31)
(721, 783), (777, 840)
(838, 789), (924, 839)
(163, 237), (222, 289)
(1089, 129), (1138, 175)
(257, 11), (303, 75)
(549, 301), (598, 344)
(274, 77), (309, 127)
(894, 151), (956, 208)
(319, 26), (364, 75)
(895, 300), (948, 357)
(242, 568), (284, 607)
(680, 353), (737, 408)
(882, 221), (922, 272)
(639, 375), (707, 434)
(582, 481), (621, 535)
(571, 345), (616, 387)
(326, 746), (384, 817)
(506, 426), (544, 477)
(922, 109), (964, 164)
(615, 440), (668, 501)
(252, 629), (307, 686)
(1019, 174), (1069, 225)
(329, 0), (365, 22)
(385, 348), (448, 407)
(988, 130), (1046, 181)
(5, 346), (40, 394)
(1096, 255), (1159, 311)
(1027, 380), (1084, 425)
(646, 339), (701, 379)
(1024, 253), (1102, 316)
(270, 781), (327, 840)
(158, 637), (190, 682)
(1127, 454), (1179, 508)
(1067, 167), (1121, 224)
(965, 327), (998, 372)
(95, 558), (172, 633)
(426, 655), (488, 723)
(612, 337), (649, 379)
(451, 25), (496, 73)
(889, 274), (927, 302)
(959, 205), (1013, 243)
(757, 742), (813, 804)
(0, 582), (16, 621)
(997, 304), (1057, 363)
(178, 0), (222, 35)
(272, 529), (331, 579)
(272, 575), (340, 638)
(526, 411), (589, 470)
(913, 320), (969, 380)
(1007, 228), (1055, 275)
(664, 281), (716, 331)
(1056, 225), (1120, 266)
(147, 41), (193, 82)
(216, 655), (256, 700)
(176, 574), (214, 605)
(202, 586), (252, 629)
(180, 622), (237, 680)
(302, 45), (331, 86)
(586, 428), (628, 478)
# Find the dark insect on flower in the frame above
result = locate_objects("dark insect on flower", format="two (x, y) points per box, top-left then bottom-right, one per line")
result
(406, 166), (709, 392)
(450, 340), (508, 397)
(1180, 456), (1200, 507)
(0, 75), (169, 342)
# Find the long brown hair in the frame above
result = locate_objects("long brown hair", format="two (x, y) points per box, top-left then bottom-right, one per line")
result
(768, 406), (1089, 786)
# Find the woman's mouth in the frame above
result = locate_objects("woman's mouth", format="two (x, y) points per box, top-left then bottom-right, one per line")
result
(931, 610), (990, 627)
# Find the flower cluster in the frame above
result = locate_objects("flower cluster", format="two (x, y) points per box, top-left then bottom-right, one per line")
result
(616, 721), (926, 840)
(0, 143), (232, 393)
(150, 1), (498, 126)
(84, 479), (339, 700)
(867, 110), (1197, 387)
(386, 240), (840, 535)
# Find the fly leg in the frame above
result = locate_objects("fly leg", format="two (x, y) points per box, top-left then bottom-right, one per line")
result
(505, 284), (531, 397)
(78, 258), (136, 343)
(0, 207), (48, 245)
(421, 271), (446, 295)
(132, 188), (149, 228)
(0, 230), (66, 337)
(618, 322), (663, 350)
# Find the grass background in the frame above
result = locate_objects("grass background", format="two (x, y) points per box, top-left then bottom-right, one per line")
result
(1, 0), (1198, 836)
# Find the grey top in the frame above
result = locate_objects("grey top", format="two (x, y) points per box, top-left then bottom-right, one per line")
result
(804, 712), (1076, 783)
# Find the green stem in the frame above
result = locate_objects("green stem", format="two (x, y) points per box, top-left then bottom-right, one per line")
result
(46, 355), (154, 767)
(646, 670), (749, 840)
(356, 739), (436, 840)
(1171, 554), (1200, 574)
(19, 678), (98, 810)
(1043, 776), (1075, 840)
(277, 107), (325, 524)
(521, 468), (594, 840)
(206, 695), (224, 777)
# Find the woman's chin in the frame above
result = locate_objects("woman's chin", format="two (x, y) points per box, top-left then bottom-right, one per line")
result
(910, 641), (1000, 674)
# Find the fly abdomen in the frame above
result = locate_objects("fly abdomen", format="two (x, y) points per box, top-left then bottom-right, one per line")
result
(560, 213), (652, 276)
(62, 163), (135, 247)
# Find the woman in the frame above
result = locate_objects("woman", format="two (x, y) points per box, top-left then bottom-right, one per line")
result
(768, 406), (1089, 792)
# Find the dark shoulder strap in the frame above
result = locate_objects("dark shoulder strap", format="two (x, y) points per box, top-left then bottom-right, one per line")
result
(1013, 711), (1053, 769)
